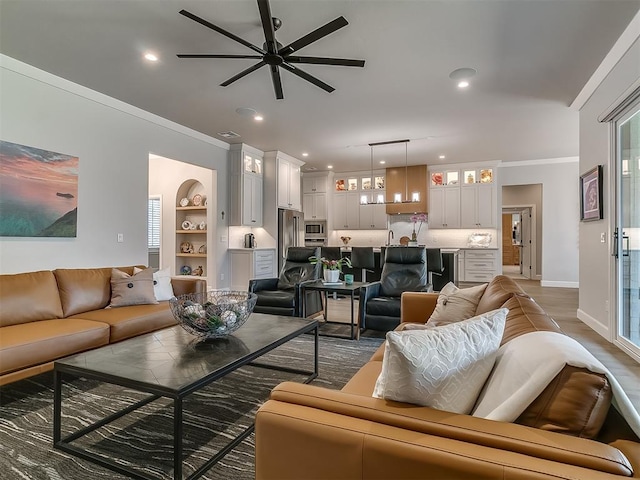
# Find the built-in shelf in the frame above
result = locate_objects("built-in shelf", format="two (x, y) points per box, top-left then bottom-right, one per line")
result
(176, 206), (207, 211)
(176, 253), (207, 258)
(175, 230), (207, 234)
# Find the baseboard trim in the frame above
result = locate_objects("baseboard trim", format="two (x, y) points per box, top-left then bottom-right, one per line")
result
(540, 280), (579, 288)
(577, 308), (612, 341)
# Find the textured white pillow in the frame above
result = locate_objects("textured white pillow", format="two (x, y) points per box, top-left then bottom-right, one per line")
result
(427, 282), (488, 326)
(373, 308), (507, 414)
(134, 267), (175, 301)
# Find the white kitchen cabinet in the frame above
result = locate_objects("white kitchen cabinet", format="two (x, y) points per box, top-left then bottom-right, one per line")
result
(302, 176), (327, 194)
(359, 203), (387, 229)
(462, 249), (498, 283)
(242, 174), (263, 226)
(333, 192), (360, 229)
(460, 184), (496, 228)
(229, 249), (276, 291)
(276, 156), (303, 211)
(229, 144), (264, 226)
(429, 187), (460, 229)
(303, 192), (327, 220)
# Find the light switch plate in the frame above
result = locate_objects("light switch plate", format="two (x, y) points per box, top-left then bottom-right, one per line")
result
(600, 232), (606, 243)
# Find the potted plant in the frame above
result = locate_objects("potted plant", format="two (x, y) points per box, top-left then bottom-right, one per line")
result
(309, 255), (352, 283)
(410, 213), (427, 246)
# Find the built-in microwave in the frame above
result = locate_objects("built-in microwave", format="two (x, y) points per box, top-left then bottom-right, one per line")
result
(305, 222), (325, 235)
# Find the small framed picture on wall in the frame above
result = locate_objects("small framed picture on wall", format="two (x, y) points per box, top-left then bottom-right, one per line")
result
(580, 165), (603, 221)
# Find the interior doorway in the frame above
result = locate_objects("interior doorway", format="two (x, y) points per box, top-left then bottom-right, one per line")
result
(502, 206), (535, 279)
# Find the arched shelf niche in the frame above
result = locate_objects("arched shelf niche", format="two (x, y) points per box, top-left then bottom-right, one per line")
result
(175, 179), (207, 278)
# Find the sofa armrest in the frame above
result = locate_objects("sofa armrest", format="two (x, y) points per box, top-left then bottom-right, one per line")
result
(170, 277), (207, 296)
(257, 382), (633, 477)
(248, 277), (279, 293)
(400, 291), (438, 324)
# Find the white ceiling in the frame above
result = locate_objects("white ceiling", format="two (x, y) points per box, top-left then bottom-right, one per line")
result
(1, 0), (639, 172)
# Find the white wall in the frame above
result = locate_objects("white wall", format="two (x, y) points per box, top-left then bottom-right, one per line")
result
(148, 156), (216, 280)
(577, 36), (640, 337)
(499, 158), (580, 287)
(0, 55), (230, 287)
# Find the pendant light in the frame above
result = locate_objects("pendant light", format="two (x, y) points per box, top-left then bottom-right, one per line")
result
(361, 139), (419, 205)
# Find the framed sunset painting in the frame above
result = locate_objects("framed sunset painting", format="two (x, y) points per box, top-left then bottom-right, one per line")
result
(0, 140), (78, 237)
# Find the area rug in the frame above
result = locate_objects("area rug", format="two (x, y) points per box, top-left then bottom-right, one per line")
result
(0, 334), (384, 480)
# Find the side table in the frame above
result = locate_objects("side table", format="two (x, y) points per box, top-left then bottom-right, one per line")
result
(301, 280), (367, 340)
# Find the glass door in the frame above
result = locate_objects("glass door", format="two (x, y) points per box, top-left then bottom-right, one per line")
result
(614, 102), (640, 357)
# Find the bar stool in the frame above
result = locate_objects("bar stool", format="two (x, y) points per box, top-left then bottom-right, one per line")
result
(320, 247), (342, 262)
(351, 247), (375, 283)
(426, 248), (445, 290)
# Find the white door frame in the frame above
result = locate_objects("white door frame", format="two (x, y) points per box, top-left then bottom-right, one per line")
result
(502, 204), (537, 279)
(608, 104), (640, 363)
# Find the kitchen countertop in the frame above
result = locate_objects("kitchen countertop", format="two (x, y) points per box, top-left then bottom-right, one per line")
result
(227, 247), (276, 251)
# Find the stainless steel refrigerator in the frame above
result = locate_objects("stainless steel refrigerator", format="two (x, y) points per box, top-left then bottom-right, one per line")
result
(278, 208), (304, 272)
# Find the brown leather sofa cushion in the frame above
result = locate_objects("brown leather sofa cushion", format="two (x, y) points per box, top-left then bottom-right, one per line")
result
(71, 303), (176, 342)
(0, 318), (109, 375)
(475, 275), (526, 315)
(500, 294), (562, 345)
(0, 270), (63, 326)
(54, 266), (137, 317)
(516, 365), (613, 439)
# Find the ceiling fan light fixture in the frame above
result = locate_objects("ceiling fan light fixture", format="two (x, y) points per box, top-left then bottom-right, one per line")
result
(253, 115), (264, 121)
(457, 80), (470, 88)
(144, 52), (158, 62)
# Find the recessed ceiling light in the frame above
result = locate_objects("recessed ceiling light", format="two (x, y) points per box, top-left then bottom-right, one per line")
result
(379, 160), (386, 164)
(144, 52), (158, 62)
(235, 107), (257, 117)
(449, 67), (476, 88)
(439, 155), (446, 159)
(254, 115), (263, 121)
(302, 152), (309, 157)
(327, 165), (333, 169)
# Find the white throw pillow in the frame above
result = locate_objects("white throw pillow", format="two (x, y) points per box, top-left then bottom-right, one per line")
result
(373, 308), (507, 414)
(134, 267), (175, 301)
(427, 282), (488, 326)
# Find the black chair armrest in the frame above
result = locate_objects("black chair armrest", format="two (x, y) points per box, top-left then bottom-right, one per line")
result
(358, 281), (382, 328)
(359, 281), (382, 301)
(248, 277), (279, 293)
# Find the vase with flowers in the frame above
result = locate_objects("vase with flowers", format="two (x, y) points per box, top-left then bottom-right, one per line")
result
(409, 213), (427, 246)
(309, 255), (353, 283)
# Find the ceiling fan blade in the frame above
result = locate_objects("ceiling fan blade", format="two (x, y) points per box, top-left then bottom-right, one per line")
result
(220, 61), (267, 87)
(279, 16), (348, 56)
(270, 65), (284, 100)
(281, 63), (334, 93)
(177, 54), (264, 59)
(179, 9), (265, 55)
(257, 0), (277, 54)
(285, 56), (365, 67)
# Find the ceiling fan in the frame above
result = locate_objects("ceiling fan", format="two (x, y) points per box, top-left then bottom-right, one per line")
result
(177, 0), (365, 99)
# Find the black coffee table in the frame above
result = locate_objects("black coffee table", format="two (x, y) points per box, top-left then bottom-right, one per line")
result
(53, 314), (318, 480)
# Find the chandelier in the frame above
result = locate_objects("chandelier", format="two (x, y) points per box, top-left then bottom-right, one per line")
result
(360, 139), (420, 205)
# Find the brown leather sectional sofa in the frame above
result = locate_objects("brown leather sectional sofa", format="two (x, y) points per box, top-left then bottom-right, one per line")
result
(255, 275), (640, 479)
(0, 266), (206, 385)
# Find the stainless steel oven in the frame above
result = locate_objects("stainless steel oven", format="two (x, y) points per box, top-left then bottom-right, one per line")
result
(304, 237), (326, 247)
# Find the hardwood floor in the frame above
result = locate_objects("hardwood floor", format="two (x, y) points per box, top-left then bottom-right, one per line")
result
(322, 280), (640, 413)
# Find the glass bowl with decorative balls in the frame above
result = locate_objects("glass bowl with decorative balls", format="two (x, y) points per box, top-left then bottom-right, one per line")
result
(170, 291), (257, 339)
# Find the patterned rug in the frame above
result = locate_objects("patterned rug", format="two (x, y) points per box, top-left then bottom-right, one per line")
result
(0, 334), (384, 480)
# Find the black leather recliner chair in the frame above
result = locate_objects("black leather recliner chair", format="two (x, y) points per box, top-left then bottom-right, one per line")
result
(249, 246), (322, 317)
(358, 246), (432, 332)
